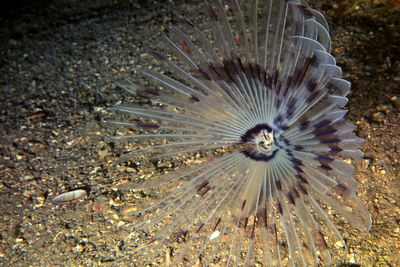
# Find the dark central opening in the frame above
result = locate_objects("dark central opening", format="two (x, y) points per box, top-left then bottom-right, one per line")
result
(239, 124), (278, 162)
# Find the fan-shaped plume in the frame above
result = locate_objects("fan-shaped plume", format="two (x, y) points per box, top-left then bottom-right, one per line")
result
(108, 0), (371, 265)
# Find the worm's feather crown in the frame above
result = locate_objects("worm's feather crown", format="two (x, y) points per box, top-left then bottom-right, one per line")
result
(109, 0), (371, 265)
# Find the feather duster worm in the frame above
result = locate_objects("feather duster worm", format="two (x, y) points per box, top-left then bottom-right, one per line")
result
(108, 0), (371, 265)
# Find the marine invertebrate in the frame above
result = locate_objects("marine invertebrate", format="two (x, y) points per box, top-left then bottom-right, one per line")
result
(108, 0), (371, 265)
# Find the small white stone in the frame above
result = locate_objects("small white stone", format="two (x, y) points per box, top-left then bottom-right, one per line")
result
(52, 189), (87, 203)
(209, 231), (220, 240)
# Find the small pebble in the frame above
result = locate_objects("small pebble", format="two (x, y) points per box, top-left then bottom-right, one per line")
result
(120, 205), (139, 216)
(371, 112), (385, 123)
(391, 96), (400, 109)
(334, 240), (345, 248)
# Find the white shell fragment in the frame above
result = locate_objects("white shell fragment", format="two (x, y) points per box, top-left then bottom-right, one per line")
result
(209, 231), (220, 240)
(52, 189), (87, 204)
